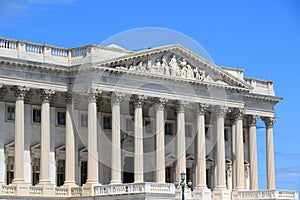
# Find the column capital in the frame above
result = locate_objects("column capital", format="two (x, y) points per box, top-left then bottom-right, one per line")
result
(41, 89), (55, 103)
(196, 103), (209, 115)
(176, 100), (189, 113)
(212, 105), (228, 118)
(111, 92), (125, 105)
(231, 107), (245, 121)
(262, 117), (276, 128)
(0, 85), (8, 100)
(11, 85), (30, 100)
(87, 88), (101, 103)
(132, 94), (147, 108)
(154, 97), (168, 111)
(247, 115), (258, 127)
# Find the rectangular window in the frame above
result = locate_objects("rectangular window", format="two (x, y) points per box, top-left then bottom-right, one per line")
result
(103, 116), (112, 130)
(205, 126), (210, 139)
(57, 111), (66, 125)
(81, 114), (88, 127)
(56, 160), (65, 187)
(165, 122), (174, 136)
(6, 156), (14, 185)
(6, 105), (15, 121)
(165, 166), (173, 183)
(126, 118), (134, 132)
(144, 119), (152, 133)
(224, 128), (229, 141)
(185, 125), (192, 137)
(32, 157), (40, 186)
(186, 168), (193, 182)
(80, 161), (87, 186)
(32, 108), (41, 123)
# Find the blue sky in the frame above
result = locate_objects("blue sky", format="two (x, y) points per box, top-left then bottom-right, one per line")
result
(0, 0), (299, 191)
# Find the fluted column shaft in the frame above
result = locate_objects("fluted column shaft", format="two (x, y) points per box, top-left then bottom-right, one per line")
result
(110, 93), (123, 184)
(263, 117), (276, 190)
(12, 86), (29, 184)
(86, 91), (99, 184)
(134, 96), (145, 183)
(235, 109), (245, 190)
(64, 94), (76, 186)
(196, 104), (207, 188)
(39, 89), (54, 185)
(214, 107), (226, 189)
(231, 120), (236, 190)
(155, 98), (166, 183)
(248, 115), (258, 190)
(176, 101), (187, 182)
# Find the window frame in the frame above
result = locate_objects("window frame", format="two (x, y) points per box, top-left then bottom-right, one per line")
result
(56, 109), (66, 126)
(32, 106), (41, 124)
(6, 103), (15, 122)
(102, 113), (112, 130)
(165, 120), (175, 136)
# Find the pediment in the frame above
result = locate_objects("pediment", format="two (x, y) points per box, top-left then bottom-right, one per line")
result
(99, 45), (251, 90)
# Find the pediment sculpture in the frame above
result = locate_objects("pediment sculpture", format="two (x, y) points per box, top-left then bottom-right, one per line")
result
(115, 54), (206, 81)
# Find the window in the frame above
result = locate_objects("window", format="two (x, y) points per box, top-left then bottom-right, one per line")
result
(165, 166), (174, 183)
(224, 128), (229, 141)
(32, 158), (40, 186)
(56, 160), (65, 187)
(126, 117), (133, 132)
(57, 111), (66, 125)
(80, 161), (87, 186)
(205, 126), (210, 139)
(6, 105), (15, 121)
(80, 113), (88, 127)
(6, 156), (14, 185)
(185, 125), (192, 137)
(165, 122), (174, 136)
(32, 108), (41, 123)
(103, 116), (112, 130)
(144, 119), (152, 133)
(186, 168), (193, 182)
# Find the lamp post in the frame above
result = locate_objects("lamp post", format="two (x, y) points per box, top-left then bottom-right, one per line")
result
(174, 171), (193, 200)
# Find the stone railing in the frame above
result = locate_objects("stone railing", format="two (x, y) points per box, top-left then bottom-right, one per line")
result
(29, 186), (43, 196)
(238, 190), (299, 200)
(0, 37), (129, 67)
(55, 187), (69, 197)
(71, 186), (83, 197)
(1, 185), (16, 196)
(244, 78), (275, 96)
(94, 182), (175, 196)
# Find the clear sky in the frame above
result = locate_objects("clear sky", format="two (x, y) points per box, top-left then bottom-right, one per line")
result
(0, 0), (299, 192)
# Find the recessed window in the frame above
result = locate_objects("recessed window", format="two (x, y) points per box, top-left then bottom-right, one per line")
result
(185, 124), (192, 137)
(6, 105), (15, 121)
(80, 114), (88, 127)
(126, 117), (134, 132)
(32, 108), (41, 123)
(32, 157), (40, 186)
(165, 122), (174, 136)
(57, 111), (66, 125)
(103, 116), (112, 130)
(165, 166), (173, 183)
(205, 126), (210, 139)
(6, 156), (14, 185)
(224, 128), (229, 141)
(56, 159), (65, 187)
(144, 119), (152, 133)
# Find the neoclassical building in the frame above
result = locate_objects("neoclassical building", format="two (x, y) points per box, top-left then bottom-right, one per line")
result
(0, 37), (298, 200)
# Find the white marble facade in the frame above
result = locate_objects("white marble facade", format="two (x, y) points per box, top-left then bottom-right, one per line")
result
(0, 37), (298, 200)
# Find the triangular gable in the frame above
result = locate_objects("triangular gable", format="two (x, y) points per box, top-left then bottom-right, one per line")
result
(98, 44), (251, 90)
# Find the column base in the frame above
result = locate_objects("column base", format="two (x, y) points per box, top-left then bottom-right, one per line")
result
(82, 182), (101, 197)
(193, 187), (212, 200)
(212, 188), (231, 200)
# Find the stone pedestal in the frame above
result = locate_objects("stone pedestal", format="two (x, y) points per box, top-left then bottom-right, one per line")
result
(41, 184), (56, 197)
(193, 187), (212, 200)
(212, 189), (231, 200)
(82, 183), (101, 197)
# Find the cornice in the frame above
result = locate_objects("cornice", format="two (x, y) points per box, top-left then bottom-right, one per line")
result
(244, 93), (282, 104)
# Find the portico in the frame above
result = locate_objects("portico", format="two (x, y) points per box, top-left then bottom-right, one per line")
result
(0, 37), (297, 199)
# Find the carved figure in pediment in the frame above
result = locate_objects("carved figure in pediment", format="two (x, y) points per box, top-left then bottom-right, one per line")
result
(194, 68), (205, 81)
(136, 61), (143, 71)
(186, 64), (193, 79)
(162, 56), (170, 76)
(129, 64), (136, 71)
(179, 58), (187, 68)
(155, 59), (163, 74)
(147, 60), (152, 72)
(181, 66), (187, 78)
(169, 55), (180, 76)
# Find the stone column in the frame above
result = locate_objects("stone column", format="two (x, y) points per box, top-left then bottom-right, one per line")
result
(133, 95), (146, 183)
(155, 98), (167, 183)
(195, 104), (208, 188)
(230, 118), (236, 190)
(12, 86), (29, 185)
(262, 117), (276, 190)
(83, 88), (100, 195)
(234, 108), (245, 190)
(64, 92), (77, 187)
(39, 89), (55, 185)
(110, 93), (124, 184)
(214, 106), (227, 189)
(176, 101), (187, 182)
(248, 115), (258, 190)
